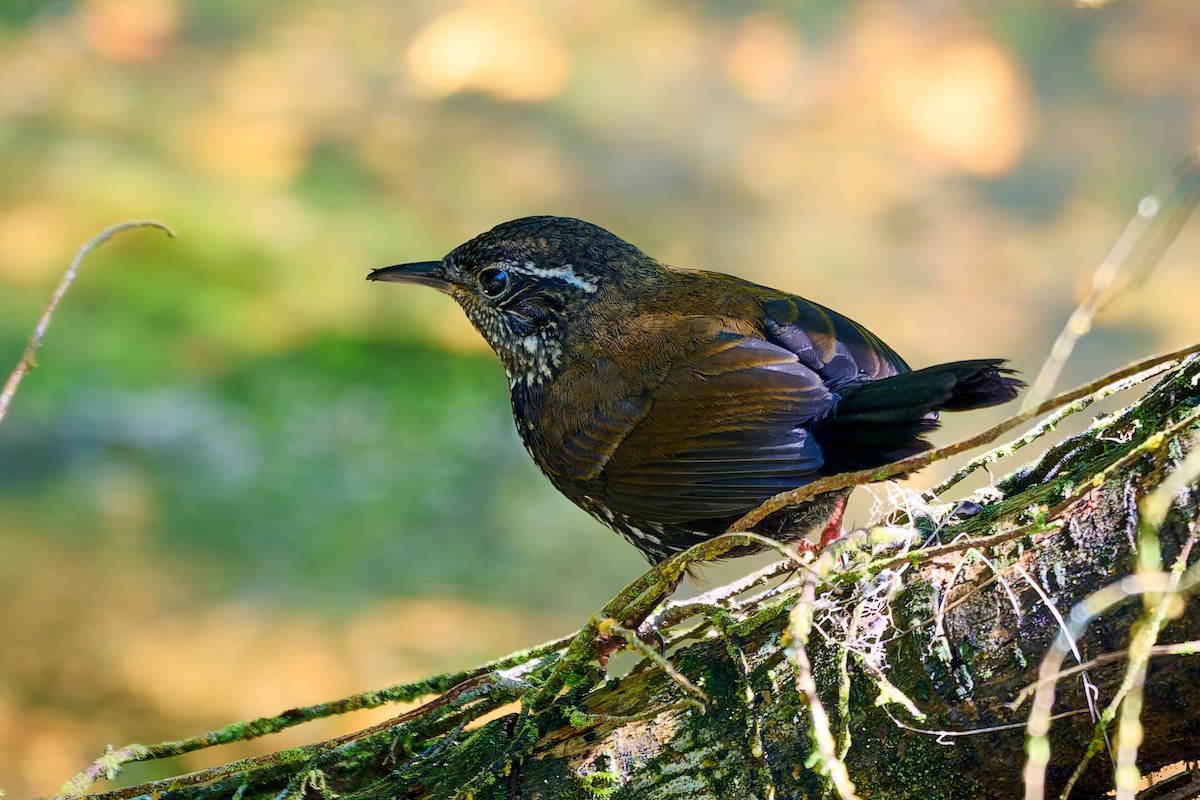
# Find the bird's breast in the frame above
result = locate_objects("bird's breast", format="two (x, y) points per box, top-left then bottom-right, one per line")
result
(508, 352), (645, 490)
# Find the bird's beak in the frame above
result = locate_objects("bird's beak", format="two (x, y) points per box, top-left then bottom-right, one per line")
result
(367, 261), (452, 292)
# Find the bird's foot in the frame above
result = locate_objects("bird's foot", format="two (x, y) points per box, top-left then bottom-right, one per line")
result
(588, 533), (765, 667)
(593, 631), (619, 668)
(582, 564), (682, 668)
(593, 618), (668, 668)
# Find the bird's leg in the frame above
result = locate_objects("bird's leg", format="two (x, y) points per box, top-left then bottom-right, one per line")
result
(795, 493), (849, 557)
(817, 492), (849, 547)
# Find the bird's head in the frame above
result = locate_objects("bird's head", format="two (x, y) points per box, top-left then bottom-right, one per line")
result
(369, 216), (654, 387)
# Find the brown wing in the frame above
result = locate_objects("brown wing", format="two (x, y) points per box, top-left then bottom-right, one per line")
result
(535, 292), (912, 525)
(572, 318), (835, 523)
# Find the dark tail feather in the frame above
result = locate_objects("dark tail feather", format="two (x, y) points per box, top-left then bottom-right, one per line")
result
(835, 359), (1023, 419)
(929, 359), (1025, 411)
(814, 359), (1022, 472)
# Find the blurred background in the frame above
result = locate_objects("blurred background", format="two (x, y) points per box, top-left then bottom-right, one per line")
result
(1, 0), (1199, 794)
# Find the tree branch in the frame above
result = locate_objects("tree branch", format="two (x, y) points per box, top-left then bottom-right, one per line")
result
(54, 349), (1200, 800)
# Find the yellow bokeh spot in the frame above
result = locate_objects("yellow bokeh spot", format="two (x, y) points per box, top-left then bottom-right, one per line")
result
(178, 111), (311, 187)
(0, 202), (75, 284)
(406, 1), (571, 102)
(881, 39), (1028, 177)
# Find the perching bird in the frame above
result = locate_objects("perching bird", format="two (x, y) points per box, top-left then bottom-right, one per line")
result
(369, 216), (1021, 564)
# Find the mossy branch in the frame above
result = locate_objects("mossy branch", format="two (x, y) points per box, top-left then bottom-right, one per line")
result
(55, 349), (1200, 800)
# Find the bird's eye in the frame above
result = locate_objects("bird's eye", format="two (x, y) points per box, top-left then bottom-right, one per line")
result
(478, 267), (511, 299)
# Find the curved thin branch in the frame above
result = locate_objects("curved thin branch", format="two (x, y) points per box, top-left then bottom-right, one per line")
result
(0, 220), (175, 425)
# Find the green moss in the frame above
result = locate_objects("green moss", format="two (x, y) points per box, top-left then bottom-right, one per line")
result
(577, 769), (621, 798)
(870, 731), (982, 799)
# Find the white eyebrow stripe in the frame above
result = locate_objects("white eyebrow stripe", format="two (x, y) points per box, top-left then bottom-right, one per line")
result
(510, 261), (598, 293)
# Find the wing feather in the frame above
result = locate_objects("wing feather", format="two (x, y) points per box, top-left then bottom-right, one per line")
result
(599, 324), (833, 522)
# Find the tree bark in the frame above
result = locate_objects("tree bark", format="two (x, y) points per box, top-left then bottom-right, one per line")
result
(78, 353), (1200, 800)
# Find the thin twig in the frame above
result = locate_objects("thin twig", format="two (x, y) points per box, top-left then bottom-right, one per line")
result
(79, 673), (526, 800)
(1054, 534), (1196, 800)
(0, 220), (175, 425)
(1022, 148), (1200, 410)
(54, 630), (573, 799)
(1010, 640), (1200, 707)
(603, 620), (708, 704)
(789, 574), (860, 800)
(1022, 545), (1200, 800)
(884, 706), (1090, 744)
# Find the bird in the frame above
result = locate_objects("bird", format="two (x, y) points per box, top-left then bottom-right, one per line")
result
(368, 216), (1022, 565)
